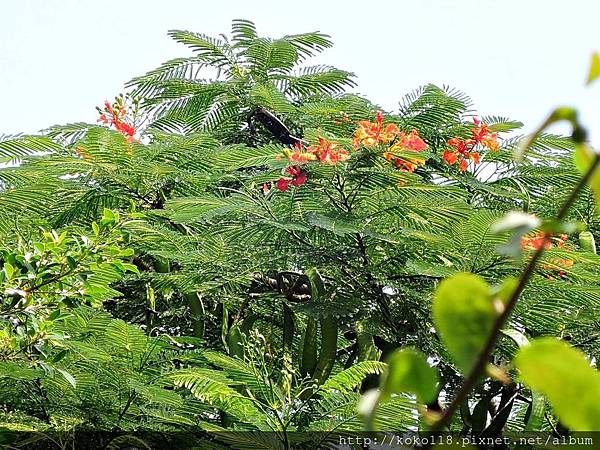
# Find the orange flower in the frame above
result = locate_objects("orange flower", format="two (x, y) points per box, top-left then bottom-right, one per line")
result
(394, 159), (419, 173)
(396, 129), (428, 152)
(387, 129), (428, 172)
(443, 150), (458, 165)
(353, 111), (399, 148)
(306, 138), (350, 165)
(98, 98), (137, 143)
(471, 118), (500, 152)
(443, 119), (501, 171)
(448, 137), (471, 154)
(481, 135), (499, 152)
(287, 143), (318, 163)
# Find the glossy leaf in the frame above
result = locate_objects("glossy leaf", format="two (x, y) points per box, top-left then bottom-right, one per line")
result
(382, 348), (439, 404)
(515, 338), (600, 431)
(586, 51), (600, 85)
(574, 143), (600, 210)
(432, 273), (497, 373)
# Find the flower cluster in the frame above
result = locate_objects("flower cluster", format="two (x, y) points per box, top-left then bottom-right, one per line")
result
(273, 112), (429, 192)
(383, 130), (428, 173)
(275, 138), (350, 191)
(520, 232), (554, 251)
(443, 118), (500, 171)
(354, 112), (428, 172)
(353, 111), (399, 148)
(285, 139), (350, 165)
(521, 232), (574, 278)
(275, 166), (308, 192)
(98, 97), (137, 143)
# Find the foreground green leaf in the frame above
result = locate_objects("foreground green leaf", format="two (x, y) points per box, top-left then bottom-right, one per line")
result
(432, 273), (497, 373)
(514, 337), (600, 431)
(382, 348), (439, 403)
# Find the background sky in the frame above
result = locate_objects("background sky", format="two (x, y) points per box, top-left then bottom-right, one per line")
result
(1, 0), (599, 144)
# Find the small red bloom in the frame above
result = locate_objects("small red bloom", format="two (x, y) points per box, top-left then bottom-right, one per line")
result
(286, 166), (301, 177)
(276, 178), (290, 191)
(291, 171), (307, 186)
(459, 159), (469, 171)
(276, 166), (308, 191)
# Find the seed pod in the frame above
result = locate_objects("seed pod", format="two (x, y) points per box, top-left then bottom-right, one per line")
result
(240, 314), (258, 335)
(311, 317), (338, 386)
(282, 304), (295, 354)
(227, 325), (244, 359)
(300, 317), (318, 377)
(356, 320), (378, 362)
(184, 292), (205, 338)
(579, 231), (597, 254)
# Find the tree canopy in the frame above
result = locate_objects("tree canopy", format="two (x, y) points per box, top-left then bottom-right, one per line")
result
(0, 20), (599, 450)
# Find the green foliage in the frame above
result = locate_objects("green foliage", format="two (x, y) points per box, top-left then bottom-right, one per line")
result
(574, 143), (600, 210)
(515, 338), (600, 431)
(0, 19), (599, 447)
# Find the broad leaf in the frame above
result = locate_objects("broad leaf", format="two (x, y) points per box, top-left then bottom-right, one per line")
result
(586, 51), (600, 85)
(514, 338), (600, 431)
(574, 143), (600, 211)
(382, 348), (439, 404)
(432, 273), (497, 373)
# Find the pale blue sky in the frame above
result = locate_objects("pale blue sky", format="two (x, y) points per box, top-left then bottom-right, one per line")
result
(1, 0), (599, 144)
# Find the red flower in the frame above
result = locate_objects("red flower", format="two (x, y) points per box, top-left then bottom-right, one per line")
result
(444, 121), (499, 171)
(276, 166), (308, 192)
(448, 137), (472, 155)
(291, 171), (307, 186)
(276, 178), (290, 192)
(471, 121), (491, 143)
(286, 166), (302, 177)
(98, 98), (137, 143)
